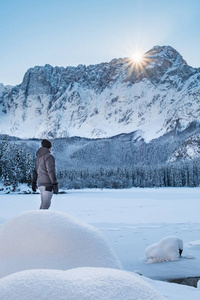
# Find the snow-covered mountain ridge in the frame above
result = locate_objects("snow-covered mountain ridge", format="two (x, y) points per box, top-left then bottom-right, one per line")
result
(0, 45), (200, 142)
(168, 133), (200, 162)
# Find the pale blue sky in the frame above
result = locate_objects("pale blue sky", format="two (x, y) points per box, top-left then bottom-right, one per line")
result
(1, 0), (200, 85)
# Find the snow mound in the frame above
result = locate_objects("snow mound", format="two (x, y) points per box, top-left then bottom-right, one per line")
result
(0, 267), (166, 300)
(0, 210), (122, 278)
(145, 236), (183, 263)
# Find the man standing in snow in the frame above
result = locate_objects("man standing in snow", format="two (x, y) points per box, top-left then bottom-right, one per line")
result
(32, 139), (58, 209)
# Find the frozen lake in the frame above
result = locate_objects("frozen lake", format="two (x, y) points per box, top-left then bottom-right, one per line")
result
(1, 187), (200, 281)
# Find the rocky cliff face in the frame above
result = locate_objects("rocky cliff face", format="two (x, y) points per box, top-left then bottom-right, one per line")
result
(0, 45), (200, 142)
(168, 133), (200, 162)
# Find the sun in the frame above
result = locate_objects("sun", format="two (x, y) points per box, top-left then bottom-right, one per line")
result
(131, 51), (143, 63)
(124, 47), (150, 78)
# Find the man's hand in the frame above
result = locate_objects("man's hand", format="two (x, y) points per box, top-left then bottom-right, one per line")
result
(53, 183), (58, 194)
(32, 182), (37, 192)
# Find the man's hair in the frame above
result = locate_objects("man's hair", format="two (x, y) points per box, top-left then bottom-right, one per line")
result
(41, 139), (52, 149)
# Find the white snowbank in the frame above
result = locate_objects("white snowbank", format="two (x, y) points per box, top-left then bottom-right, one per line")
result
(145, 236), (183, 263)
(0, 267), (166, 300)
(0, 210), (122, 278)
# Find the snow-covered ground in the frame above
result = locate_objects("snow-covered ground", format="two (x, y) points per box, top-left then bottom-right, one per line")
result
(0, 187), (200, 299)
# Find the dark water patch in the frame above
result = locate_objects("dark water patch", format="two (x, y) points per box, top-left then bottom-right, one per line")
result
(168, 277), (200, 288)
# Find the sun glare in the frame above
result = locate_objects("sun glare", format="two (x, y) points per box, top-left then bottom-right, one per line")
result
(131, 51), (143, 63)
(124, 47), (150, 78)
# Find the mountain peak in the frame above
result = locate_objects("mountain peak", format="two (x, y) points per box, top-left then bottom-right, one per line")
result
(0, 45), (199, 141)
(145, 45), (187, 66)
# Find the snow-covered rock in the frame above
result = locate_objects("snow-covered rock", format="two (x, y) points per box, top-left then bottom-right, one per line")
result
(0, 267), (166, 300)
(145, 236), (183, 263)
(0, 83), (4, 96)
(168, 133), (200, 162)
(0, 45), (200, 142)
(0, 83), (12, 96)
(0, 210), (122, 278)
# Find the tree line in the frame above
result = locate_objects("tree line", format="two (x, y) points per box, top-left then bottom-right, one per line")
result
(1, 138), (200, 191)
(57, 159), (200, 189)
(0, 139), (34, 191)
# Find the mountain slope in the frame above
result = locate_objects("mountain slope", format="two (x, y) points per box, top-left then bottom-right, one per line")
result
(0, 45), (200, 141)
